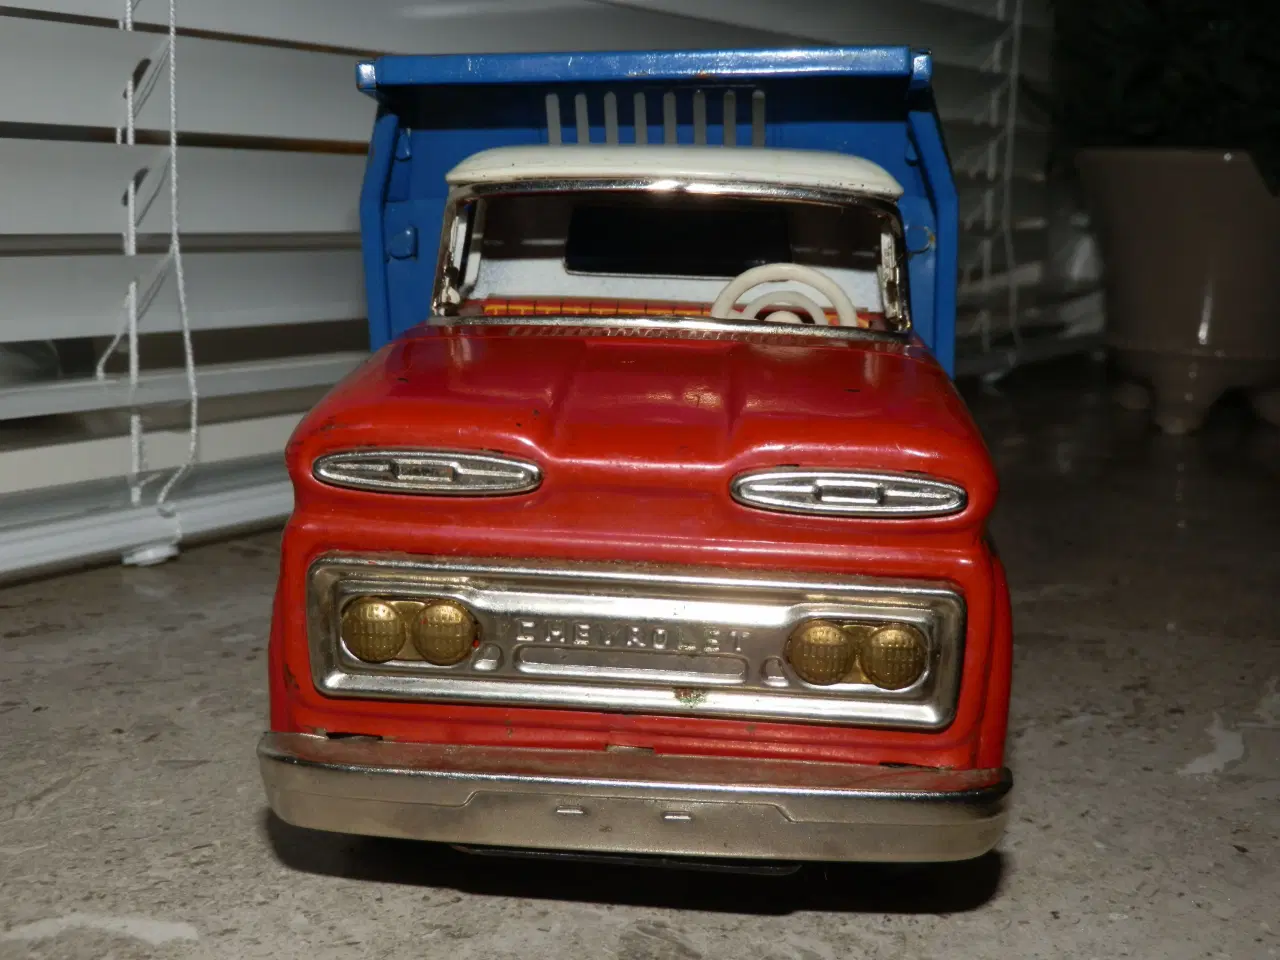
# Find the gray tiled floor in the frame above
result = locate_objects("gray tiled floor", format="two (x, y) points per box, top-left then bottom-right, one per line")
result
(2, 357), (1277, 959)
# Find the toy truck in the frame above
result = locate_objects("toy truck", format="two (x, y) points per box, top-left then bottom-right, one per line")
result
(259, 47), (1013, 864)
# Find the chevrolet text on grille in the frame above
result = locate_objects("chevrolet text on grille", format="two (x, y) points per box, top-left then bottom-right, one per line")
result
(509, 616), (751, 653)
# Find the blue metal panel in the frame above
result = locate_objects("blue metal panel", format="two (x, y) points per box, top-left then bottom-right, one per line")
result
(354, 47), (957, 374)
(359, 48), (917, 91)
(358, 110), (399, 349)
(907, 108), (958, 375)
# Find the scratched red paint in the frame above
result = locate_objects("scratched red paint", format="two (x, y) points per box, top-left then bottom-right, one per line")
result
(267, 324), (1010, 773)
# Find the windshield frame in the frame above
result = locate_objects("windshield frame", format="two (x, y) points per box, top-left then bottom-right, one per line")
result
(429, 176), (913, 341)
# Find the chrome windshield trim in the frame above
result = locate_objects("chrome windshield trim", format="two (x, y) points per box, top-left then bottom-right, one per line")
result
(731, 469), (967, 518)
(313, 449), (541, 496)
(431, 177), (912, 335)
(432, 314), (901, 343)
(307, 555), (965, 730)
(453, 176), (910, 209)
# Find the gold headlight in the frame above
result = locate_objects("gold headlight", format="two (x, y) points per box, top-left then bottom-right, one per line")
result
(861, 623), (928, 690)
(786, 620), (857, 685)
(340, 597), (407, 663)
(413, 600), (478, 665)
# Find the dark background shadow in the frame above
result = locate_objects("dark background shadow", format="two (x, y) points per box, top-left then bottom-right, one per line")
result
(264, 810), (1006, 915)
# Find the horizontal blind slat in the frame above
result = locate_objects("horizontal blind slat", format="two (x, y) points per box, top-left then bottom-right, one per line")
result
(918, 0), (1050, 29)
(958, 226), (1049, 284)
(1, 7), (1048, 139)
(0, 249), (364, 341)
(594, 0), (1050, 81)
(933, 64), (1046, 129)
(6, 0), (843, 58)
(947, 123), (1047, 180)
(0, 17), (157, 130)
(0, 352), (366, 420)
(0, 460), (291, 581)
(957, 178), (1045, 231)
(0, 413), (302, 496)
(0, 17), (372, 140)
(0, 141), (363, 235)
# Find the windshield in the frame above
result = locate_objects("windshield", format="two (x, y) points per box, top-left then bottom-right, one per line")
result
(433, 186), (908, 333)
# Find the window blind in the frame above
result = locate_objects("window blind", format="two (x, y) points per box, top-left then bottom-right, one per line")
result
(0, 0), (1086, 581)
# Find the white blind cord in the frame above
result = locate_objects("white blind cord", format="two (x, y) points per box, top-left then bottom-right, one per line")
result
(98, 0), (196, 527)
(1000, 0), (1025, 351)
(97, 0), (147, 505)
(156, 0), (198, 507)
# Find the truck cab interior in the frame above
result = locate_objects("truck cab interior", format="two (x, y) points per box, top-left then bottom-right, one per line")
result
(441, 189), (904, 331)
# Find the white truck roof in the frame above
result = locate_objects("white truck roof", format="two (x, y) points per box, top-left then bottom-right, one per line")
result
(445, 144), (904, 199)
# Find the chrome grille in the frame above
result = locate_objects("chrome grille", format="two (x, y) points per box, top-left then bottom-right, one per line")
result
(308, 556), (965, 729)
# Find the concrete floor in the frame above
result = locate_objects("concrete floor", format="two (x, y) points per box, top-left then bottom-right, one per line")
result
(1, 357), (1278, 960)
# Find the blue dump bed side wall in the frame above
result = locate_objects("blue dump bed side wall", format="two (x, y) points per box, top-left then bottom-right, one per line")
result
(356, 47), (958, 374)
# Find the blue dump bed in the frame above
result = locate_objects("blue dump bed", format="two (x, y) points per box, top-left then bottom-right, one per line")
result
(355, 47), (958, 373)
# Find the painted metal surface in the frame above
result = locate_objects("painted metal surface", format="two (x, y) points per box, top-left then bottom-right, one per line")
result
(270, 323), (1010, 775)
(268, 42), (1008, 858)
(359, 47), (925, 90)
(445, 144), (906, 198)
(259, 732), (1011, 862)
(353, 45), (959, 373)
(289, 326), (996, 523)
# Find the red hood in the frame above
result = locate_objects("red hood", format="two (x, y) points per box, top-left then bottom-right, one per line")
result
(289, 325), (997, 544)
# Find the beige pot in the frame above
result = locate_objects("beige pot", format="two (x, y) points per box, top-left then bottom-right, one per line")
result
(1076, 149), (1280, 433)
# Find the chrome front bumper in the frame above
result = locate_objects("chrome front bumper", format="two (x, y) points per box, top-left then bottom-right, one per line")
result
(259, 732), (1010, 863)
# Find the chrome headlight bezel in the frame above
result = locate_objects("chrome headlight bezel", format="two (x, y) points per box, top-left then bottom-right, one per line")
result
(312, 449), (542, 496)
(730, 468), (967, 518)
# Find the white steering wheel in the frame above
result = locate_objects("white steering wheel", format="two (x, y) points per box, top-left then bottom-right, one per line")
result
(709, 262), (860, 327)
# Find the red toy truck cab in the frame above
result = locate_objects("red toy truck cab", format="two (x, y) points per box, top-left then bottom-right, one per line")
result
(259, 48), (1012, 864)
